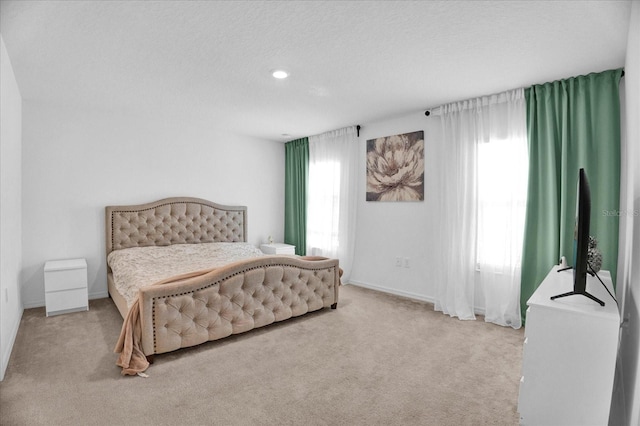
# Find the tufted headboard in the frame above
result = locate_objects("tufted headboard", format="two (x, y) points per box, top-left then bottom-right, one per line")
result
(105, 197), (248, 262)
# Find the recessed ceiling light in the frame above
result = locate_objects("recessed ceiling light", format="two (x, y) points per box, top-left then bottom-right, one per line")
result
(272, 70), (289, 79)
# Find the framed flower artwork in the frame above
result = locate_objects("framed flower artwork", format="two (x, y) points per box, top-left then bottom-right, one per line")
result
(366, 130), (424, 201)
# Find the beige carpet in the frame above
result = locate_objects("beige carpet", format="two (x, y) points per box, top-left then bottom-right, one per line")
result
(0, 284), (524, 426)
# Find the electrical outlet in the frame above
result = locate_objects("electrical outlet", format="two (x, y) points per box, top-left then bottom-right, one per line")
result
(403, 258), (410, 268)
(395, 257), (402, 267)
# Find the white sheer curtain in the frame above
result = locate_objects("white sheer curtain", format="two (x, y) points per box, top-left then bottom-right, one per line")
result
(434, 89), (527, 328)
(433, 100), (479, 321)
(307, 126), (358, 281)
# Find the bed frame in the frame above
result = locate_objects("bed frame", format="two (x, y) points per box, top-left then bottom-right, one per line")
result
(105, 197), (339, 365)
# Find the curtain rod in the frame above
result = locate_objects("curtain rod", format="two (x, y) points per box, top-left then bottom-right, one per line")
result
(424, 69), (625, 118)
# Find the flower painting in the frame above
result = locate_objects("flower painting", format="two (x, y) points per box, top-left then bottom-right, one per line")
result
(366, 131), (424, 201)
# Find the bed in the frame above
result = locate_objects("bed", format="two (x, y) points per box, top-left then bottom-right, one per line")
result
(106, 197), (340, 375)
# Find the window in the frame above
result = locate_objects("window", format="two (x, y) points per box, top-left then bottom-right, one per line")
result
(476, 138), (528, 272)
(306, 126), (358, 277)
(307, 161), (341, 255)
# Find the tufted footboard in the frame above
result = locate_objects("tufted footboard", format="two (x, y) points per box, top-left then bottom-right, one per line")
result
(108, 198), (340, 375)
(136, 255), (339, 357)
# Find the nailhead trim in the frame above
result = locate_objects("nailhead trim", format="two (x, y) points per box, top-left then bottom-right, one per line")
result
(151, 264), (335, 352)
(109, 201), (246, 252)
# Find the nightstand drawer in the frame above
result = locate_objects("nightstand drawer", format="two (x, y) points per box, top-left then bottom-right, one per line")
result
(44, 267), (87, 292)
(45, 287), (88, 316)
(44, 258), (88, 316)
(260, 243), (295, 255)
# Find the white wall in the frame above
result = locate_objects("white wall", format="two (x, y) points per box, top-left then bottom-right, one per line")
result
(350, 113), (437, 300)
(0, 35), (23, 381)
(20, 101), (285, 308)
(349, 111), (495, 312)
(616, 2), (640, 425)
(350, 112), (456, 303)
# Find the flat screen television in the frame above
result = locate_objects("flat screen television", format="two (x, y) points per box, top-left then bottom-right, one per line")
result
(551, 168), (604, 306)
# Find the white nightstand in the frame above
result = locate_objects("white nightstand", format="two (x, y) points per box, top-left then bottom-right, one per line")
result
(260, 243), (296, 255)
(44, 258), (88, 316)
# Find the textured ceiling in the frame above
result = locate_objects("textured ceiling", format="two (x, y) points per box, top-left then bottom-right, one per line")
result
(0, 0), (632, 141)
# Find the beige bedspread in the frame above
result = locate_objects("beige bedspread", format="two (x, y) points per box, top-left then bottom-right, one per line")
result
(107, 242), (264, 308)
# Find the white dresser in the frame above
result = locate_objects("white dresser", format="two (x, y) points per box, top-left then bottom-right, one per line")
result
(44, 258), (88, 316)
(517, 265), (620, 425)
(260, 243), (296, 255)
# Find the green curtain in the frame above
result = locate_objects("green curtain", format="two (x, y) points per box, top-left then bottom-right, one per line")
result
(520, 69), (623, 323)
(284, 137), (308, 255)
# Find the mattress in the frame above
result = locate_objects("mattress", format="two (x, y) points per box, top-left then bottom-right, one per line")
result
(107, 242), (264, 308)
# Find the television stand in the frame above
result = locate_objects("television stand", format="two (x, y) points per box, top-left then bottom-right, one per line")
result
(556, 265), (594, 276)
(550, 289), (605, 306)
(552, 266), (602, 305)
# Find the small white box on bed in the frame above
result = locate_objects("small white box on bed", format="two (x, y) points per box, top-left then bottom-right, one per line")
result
(44, 258), (88, 317)
(260, 243), (295, 255)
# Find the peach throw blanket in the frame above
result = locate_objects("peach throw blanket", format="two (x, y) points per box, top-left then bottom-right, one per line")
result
(114, 268), (216, 376)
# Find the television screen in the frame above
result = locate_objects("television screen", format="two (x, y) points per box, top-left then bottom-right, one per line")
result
(573, 168), (591, 293)
(552, 168), (604, 306)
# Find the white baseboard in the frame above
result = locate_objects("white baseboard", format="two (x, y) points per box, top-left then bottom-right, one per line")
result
(1, 306), (23, 381)
(22, 299), (44, 309)
(89, 291), (108, 300)
(346, 280), (486, 316)
(21, 291), (109, 309)
(347, 280), (436, 305)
